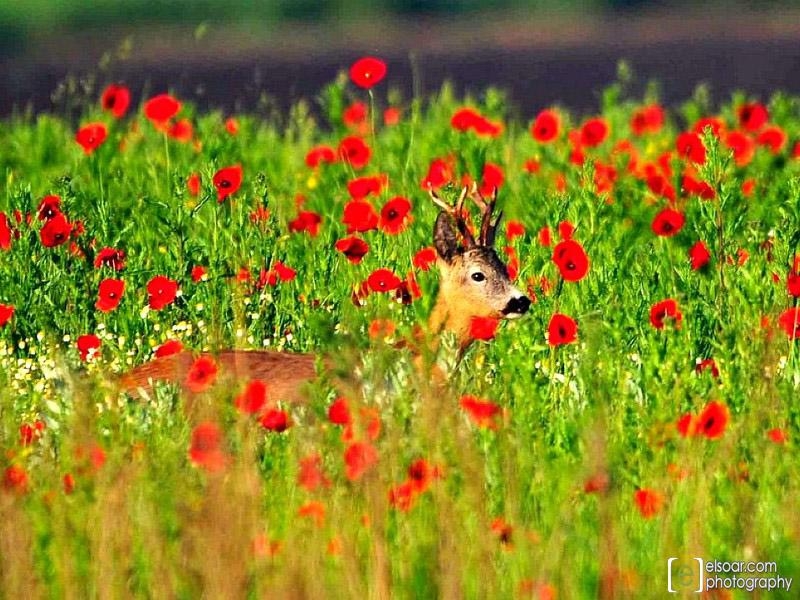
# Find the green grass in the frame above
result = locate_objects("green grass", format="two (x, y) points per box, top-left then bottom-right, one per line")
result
(0, 70), (799, 598)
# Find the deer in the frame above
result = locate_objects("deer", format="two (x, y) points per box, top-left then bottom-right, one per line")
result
(118, 184), (531, 402)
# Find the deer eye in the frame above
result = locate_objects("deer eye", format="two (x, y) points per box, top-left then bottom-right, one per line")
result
(471, 272), (486, 282)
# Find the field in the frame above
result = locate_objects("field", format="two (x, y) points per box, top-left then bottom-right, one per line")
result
(1, 59), (799, 598)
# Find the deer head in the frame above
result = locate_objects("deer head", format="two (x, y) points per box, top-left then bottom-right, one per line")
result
(428, 184), (531, 346)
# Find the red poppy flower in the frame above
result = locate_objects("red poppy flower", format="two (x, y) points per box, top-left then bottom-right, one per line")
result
(60, 472), (75, 494)
(681, 174), (715, 199)
(349, 56), (387, 89)
(676, 131), (706, 164)
(389, 481), (416, 512)
(756, 126), (787, 154)
(234, 380), (268, 415)
(651, 208), (685, 237)
(191, 265), (207, 282)
(344, 441), (379, 481)
(213, 165), (243, 202)
(342, 200), (379, 233)
(347, 174), (387, 199)
(696, 401), (729, 440)
(250, 205), (270, 225)
(677, 412), (695, 437)
(548, 313), (577, 346)
(40, 213), (72, 247)
(186, 356), (218, 393)
(19, 420), (45, 446)
(470, 316), (499, 341)
(95, 278), (125, 312)
(583, 472), (610, 494)
(257, 268), (277, 288)
(335, 236), (369, 264)
(0, 304), (15, 327)
(328, 397), (352, 426)
(155, 339), (183, 358)
(491, 517), (513, 546)
(646, 173), (676, 202)
(530, 109), (560, 142)
(552, 239), (589, 282)
(94, 247), (126, 270)
(451, 108), (503, 137)
(505, 221), (525, 241)
(144, 93), (181, 125)
(298, 454), (331, 491)
(305, 145), (337, 168)
(649, 299), (682, 329)
(225, 117), (239, 135)
(298, 501), (326, 526)
(260, 408), (291, 432)
(338, 136), (371, 169)
(75, 122), (108, 155)
(558, 221), (574, 241)
(524, 158), (541, 174)
(383, 107), (401, 126)
(778, 307), (800, 339)
(100, 84), (130, 119)
(767, 428), (787, 444)
(3, 465), (29, 494)
(0, 212), (11, 250)
(451, 107), (482, 132)
(420, 157), (453, 190)
(479, 163), (504, 197)
(505, 247), (519, 280)
(367, 268), (401, 293)
(696, 358), (720, 378)
(788, 273), (800, 299)
(580, 117), (609, 147)
(693, 116), (725, 138)
(689, 241), (711, 270)
(724, 131), (755, 167)
(77, 334), (101, 361)
(634, 489), (663, 518)
(343, 101), (368, 129)
(631, 104), (664, 135)
(272, 261), (296, 282)
(737, 102), (768, 132)
(288, 210), (322, 236)
(396, 272), (422, 304)
(413, 246), (437, 271)
(38, 195), (62, 220)
(168, 119), (193, 143)
(189, 421), (226, 472)
(539, 226), (551, 247)
(407, 458), (436, 493)
(379, 196), (412, 234)
(460, 395), (502, 429)
(147, 275), (178, 310)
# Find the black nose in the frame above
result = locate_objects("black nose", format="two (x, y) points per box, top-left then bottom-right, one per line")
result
(502, 295), (531, 316)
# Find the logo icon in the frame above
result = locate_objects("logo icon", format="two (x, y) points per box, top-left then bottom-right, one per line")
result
(667, 557), (704, 593)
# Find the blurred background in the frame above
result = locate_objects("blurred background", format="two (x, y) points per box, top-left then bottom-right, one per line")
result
(2, 0), (800, 118)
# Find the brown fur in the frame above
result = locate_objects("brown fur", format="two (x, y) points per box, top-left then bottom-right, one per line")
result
(119, 350), (319, 403)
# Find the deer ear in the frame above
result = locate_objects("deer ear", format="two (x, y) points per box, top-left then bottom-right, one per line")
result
(433, 212), (459, 263)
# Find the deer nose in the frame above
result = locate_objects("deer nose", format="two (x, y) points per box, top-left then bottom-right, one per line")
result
(502, 295), (531, 316)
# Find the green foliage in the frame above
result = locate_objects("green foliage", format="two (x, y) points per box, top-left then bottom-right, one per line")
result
(0, 76), (799, 599)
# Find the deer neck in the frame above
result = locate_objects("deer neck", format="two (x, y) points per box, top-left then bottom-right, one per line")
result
(428, 285), (474, 354)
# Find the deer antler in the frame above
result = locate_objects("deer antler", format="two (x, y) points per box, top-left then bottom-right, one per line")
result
(428, 185), (477, 248)
(468, 183), (503, 247)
